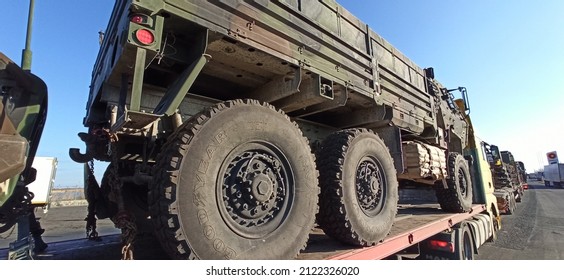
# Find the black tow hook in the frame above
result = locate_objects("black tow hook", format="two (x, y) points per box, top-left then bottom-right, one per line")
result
(69, 133), (96, 163)
(69, 147), (93, 163)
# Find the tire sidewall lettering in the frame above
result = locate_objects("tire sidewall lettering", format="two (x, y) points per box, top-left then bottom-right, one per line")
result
(203, 225), (215, 240)
(190, 129), (236, 259)
(192, 173), (208, 208)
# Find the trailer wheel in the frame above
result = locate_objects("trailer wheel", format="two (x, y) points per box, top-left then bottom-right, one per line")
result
(149, 99), (319, 259)
(418, 223), (475, 260)
(316, 129), (398, 246)
(436, 153), (473, 213)
(488, 205), (500, 242)
(506, 193), (516, 214)
(453, 224), (475, 260)
(515, 191), (522, 203)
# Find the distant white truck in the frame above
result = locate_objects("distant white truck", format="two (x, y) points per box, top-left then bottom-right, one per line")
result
(27, 157), (58, 211)
(543, 163), (564, 187)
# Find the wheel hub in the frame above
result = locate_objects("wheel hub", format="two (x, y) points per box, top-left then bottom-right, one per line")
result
(370, 177), (380, 193)
(249, 174), (274, 203)
(458, 169), (467, 196)
(355, 158), (385, 216)
(219, 145), (291, 238)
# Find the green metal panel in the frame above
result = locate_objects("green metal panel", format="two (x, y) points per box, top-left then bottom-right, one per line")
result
(79, 0), (470, 164)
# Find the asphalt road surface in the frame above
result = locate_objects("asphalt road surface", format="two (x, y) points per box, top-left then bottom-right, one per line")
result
(0, 204), (174, 260)
(0, 205), (119, 249)
(476, 180), (564, 260)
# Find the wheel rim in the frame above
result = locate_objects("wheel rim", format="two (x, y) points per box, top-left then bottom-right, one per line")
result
(218, 141), (293, 239)
(457, 167), (468, 197)
(355, 156), (386, 216)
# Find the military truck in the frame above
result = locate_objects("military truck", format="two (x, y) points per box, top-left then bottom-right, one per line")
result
(0, 1), (52, 260)
(0, 51), (48, 244)
(516, 161), (529, 189)
(9, 107), (501, 260)
(501, 151), (525, 202)
(483, 144), (523, 214)
(516, 161), (526, 183)
(70, 0), (482, 260)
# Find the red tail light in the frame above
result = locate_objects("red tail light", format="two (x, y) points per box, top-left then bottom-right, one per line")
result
(428, 240), (454, 252)
(135, 29), (155, 45)
(130, 14), (149, 24)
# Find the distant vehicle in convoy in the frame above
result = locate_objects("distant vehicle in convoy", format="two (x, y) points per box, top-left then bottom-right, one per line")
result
(537, 171), (544, 181)
(64, 0), (500, 260)
(501, 151), (526, 200)
(483, 144), (526, 214)
(543, 163), (564, 188)
(516, 161), (528, 190)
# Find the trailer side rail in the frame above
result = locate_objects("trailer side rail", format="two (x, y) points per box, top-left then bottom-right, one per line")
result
(328, 204), (487, 260)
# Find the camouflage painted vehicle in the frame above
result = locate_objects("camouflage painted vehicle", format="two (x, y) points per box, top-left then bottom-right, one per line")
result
(0, 52), (48, 232)
(70, 0), (473, 259)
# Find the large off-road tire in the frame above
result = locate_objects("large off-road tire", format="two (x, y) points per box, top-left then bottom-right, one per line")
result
(316, 128), (398, 246)
(436, 153), (473, 213)
(149, 99), (319, 259)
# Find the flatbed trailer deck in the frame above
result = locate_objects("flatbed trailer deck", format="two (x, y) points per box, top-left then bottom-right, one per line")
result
(302, 204), (488, 260)
(0, 204), (489, 260)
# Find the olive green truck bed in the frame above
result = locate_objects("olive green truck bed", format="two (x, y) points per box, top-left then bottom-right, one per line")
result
(87, 0), (453, 138)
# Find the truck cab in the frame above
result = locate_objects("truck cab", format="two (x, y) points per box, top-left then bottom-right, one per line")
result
(414, 134), (501, 260)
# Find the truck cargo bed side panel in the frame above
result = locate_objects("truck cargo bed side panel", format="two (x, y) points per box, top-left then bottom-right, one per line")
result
(159, 0), (433, 132)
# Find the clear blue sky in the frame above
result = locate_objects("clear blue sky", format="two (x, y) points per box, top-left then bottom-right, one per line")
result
(2, 1), (563, 187)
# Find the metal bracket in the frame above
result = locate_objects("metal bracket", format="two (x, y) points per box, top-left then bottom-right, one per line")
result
(153, 31), (209, 116)
(111, 109), (162, 132)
